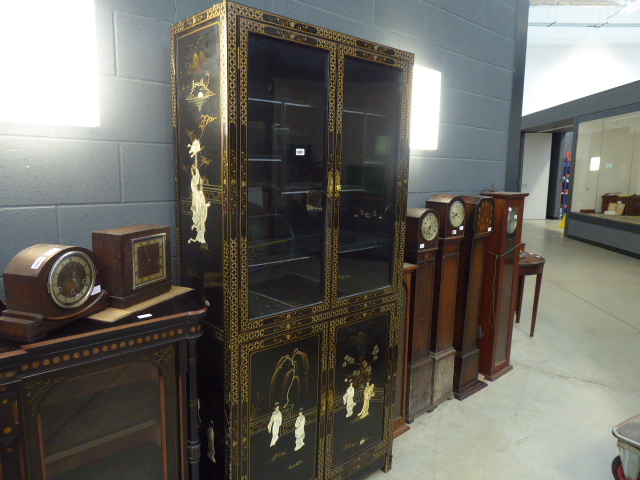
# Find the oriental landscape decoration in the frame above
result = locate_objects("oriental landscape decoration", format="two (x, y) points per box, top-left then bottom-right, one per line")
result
(173, 20), (224, 320)
(331, 314), (388, 466)
(248, 335), (321, 480)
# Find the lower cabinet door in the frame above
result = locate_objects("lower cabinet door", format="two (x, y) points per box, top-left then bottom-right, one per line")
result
(239, 302), (398, 480)
(241, 324), (328, 480)
(327, 303), (396, 478)
(21, 345), (181, 480)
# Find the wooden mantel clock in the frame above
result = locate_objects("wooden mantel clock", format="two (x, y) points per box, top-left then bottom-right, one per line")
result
(424, 194), (466, 407)
(92, 224), (172, 308)
(478, 191), (528, 381)
(453, 195), (494, 399)
(0, 244), (109, 341)
(403, 207), (440, 420)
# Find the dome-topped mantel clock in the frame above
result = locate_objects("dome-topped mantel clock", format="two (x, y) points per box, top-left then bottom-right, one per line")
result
(453, 195), (494, 400)
(403, 207), (440, 420)
(478, 191), (528, 381)
(423, 194), (466, 408)
(0, 244), (109, 341)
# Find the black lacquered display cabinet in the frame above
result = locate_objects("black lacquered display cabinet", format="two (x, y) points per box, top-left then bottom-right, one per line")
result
(171, 3), (413, 479)
(0, 295), (205, 480)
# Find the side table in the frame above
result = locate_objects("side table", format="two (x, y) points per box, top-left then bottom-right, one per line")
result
(515, 252), (545, 337)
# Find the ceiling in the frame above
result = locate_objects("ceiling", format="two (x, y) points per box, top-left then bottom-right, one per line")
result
(530, 0), (625, 5)
(528, 0), (640, 44)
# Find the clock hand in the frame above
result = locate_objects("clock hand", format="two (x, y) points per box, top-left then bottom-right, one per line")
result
(71, 263), (81, 289)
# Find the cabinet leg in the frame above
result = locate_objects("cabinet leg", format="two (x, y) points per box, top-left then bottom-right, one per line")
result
(382, 453), (393, 472)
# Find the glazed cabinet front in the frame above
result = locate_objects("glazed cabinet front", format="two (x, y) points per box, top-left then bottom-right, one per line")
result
(172, 3), (412, 480)
(241, 23), (334, 327)
(173, 5), (411, 334)
(333, 51), (405, 307)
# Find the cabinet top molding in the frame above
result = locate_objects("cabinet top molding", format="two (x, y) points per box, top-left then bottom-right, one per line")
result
(171, 0), (414, 63)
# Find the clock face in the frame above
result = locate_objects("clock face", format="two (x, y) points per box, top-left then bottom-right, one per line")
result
(421, 212), (439, 242)
(133, 233), (167, 289)
(477, 200), (493, 233)
(449, 200), (465, 228)
(47, 250), (96, 309)
(507, 208), (518, 235)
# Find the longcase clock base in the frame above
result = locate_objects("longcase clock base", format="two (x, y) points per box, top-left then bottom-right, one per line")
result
(482, 363), (513, 382)
(393, 420), (410, 438)
(453, 376), (487, 400)
(405, 356), (435, 422)
(431, 347), (455, 407)
(453, 347), (487, 400)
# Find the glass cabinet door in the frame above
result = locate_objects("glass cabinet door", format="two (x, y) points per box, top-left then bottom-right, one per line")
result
(245, 33), (331, 320)
(35, 360), (175, 480)
(336, 55), (404, 298)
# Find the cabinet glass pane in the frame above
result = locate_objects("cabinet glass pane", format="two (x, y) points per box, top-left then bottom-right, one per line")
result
(40, 362), (165, 480)
(338, 57), (403, 297)
(247, 33), (329, 319)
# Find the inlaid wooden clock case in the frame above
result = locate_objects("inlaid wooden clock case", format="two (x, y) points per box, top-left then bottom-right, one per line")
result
(402, 208), (439, 420)
(171, 3), (413, 479)
(478, 192), (528, 381)
(423, 195), (465, 408)
(452, 196), (494, 400)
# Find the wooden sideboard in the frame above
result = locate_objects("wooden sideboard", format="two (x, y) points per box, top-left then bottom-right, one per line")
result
(0, 294), (205, 480)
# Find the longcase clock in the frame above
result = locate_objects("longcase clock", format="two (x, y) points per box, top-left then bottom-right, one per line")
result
(453, 196), (494, 399)
(393, 262), (417, 437)
(403, 207), (439, 420)
(424, 195), (465, 407)
(478, 192), (528, 380)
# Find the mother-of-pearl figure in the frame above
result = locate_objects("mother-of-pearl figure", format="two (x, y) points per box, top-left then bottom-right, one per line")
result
(187, 139), (210, 244)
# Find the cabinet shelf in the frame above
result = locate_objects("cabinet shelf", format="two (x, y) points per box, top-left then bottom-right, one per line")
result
(248, 157), (282, 162)
(50, 441), (163, 480)
(42, 379), (160, 459)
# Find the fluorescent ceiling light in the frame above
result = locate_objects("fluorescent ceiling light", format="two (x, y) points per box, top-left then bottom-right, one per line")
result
(410, 65), (441, 151)
(0, 1), (100, 127)
(590, 156), (601, 171)
(619, 0), (640, 14)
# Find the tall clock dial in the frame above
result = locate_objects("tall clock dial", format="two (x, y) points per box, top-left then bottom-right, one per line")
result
(449, 200), (465, 229)
(421, 212), (439, 242)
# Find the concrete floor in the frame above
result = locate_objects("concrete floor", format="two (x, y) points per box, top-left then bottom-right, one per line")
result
(371, 219), (640, 480)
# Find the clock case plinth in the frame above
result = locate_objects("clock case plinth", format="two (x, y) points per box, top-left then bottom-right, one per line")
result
(92, 224), (172, 309)
(478, 192), (528, 381)
(403, 208), (439, 420)
(0, 245), (109, 342)
(424, 195), (465, 408)
(452, 196), (494, 400)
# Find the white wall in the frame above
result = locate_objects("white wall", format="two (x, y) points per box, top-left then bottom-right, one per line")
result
(524, 7), (640, 116)
(522, 133), (552, 219)
(523, 42), (640, 115)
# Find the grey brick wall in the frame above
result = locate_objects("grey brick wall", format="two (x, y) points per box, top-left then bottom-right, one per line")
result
(0, 0), (523, 296)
